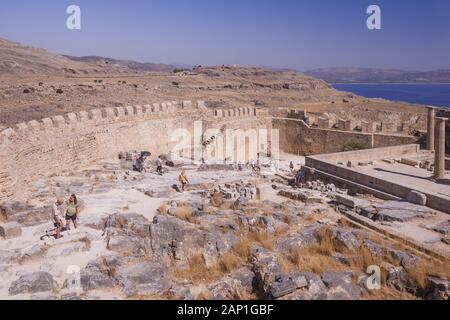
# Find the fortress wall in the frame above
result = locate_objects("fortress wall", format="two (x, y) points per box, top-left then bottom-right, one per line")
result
(373, 133), (416, 148)
(273, 118), (415, 156)
(0, 102), (269, 202)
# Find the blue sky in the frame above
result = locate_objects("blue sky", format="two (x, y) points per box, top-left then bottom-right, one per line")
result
(0, 0), (449, 70)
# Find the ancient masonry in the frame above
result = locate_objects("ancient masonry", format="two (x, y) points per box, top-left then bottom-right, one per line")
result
(0, 101), (271, 202)
(0, 101), (418, 203)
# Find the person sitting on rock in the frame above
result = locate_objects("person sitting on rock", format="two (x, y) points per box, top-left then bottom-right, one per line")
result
(65, 194), (80, 230)
(52, 197), (66, 239)
(133, 154), (144, 173)
(179, 170), (189, 192)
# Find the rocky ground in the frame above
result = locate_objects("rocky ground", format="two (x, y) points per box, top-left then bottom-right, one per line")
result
(0, 153), (448, 300)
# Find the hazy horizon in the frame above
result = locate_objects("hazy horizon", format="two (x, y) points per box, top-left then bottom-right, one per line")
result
(1, 0), (449, 71)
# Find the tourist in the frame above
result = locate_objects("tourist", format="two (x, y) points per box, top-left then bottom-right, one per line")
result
(133, 154), (144, 173)
(52, 197), (66, 239)
(295, 169), (302, 186)
(289, 161), (294, 172)
(156, 156), (163, 175)
(179, 170), (189, 192)
(65, 194), (80, 230)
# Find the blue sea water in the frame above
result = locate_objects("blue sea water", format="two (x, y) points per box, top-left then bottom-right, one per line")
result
(332, 83), (450, 108)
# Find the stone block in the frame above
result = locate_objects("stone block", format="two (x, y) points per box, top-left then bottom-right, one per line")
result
(406, 191), (427, 206)
(335, 194), (371, 209)
(0, 222), (22, 239)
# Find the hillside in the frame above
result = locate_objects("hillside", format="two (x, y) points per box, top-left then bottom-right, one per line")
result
(0, 38), (135, 77)
(64, 55), (175, 73)
(0, 37), (426, 128)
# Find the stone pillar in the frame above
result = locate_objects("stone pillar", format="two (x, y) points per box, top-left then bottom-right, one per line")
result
(434, 117), (448, 180)
(427, 107), (436, 151)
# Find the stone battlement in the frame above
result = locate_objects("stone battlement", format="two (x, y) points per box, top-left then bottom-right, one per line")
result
(213, 107), (259, 118)
(0, 101), (206, 143)
(0, 100), (272, 202)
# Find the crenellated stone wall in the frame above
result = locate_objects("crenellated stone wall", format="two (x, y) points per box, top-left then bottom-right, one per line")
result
(0, 101), (271, 202)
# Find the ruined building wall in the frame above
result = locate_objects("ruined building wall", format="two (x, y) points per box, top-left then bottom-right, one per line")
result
(0, 102), (269, 202)
(273, 118), (416, 156)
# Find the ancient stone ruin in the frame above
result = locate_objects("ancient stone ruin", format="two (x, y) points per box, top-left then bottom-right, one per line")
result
(0, 101), (448, 301)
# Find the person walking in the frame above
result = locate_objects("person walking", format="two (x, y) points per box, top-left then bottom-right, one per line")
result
(178, 170), (189, 192)
(156, 156), (163, 175)
(52, 197), (66, 239)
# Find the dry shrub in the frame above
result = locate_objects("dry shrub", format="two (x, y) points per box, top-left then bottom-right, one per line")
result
(211, 192), (224, 207)
(248, 229), (275, 250)
(289, 247), (346, 274)
(404, 259), (450, 293)
(171, 253), (222, 283)
(364, 286), (417, 300)
(157, 204), (168, 216)
(233, 237), (251, 260)
(176, 206), (197, 224)
(171, 251), (244, 284)
(233, 288), (257, 300)
(278, 253), (295, 273)
(218, 252), (242, 273)
(0, 209), (6, 224)
(274, 226), (290, 237)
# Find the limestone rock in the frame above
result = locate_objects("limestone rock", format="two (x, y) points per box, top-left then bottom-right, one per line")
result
(114, 260), (169, 297)
(78, 262), (116, 291)
(431, 220), (450, 235)
(0, 222), (22, 239)
(268, 272), (308, 299)
(322, 270), (361, 300)
(374, 201), (431, 222)
(276, 224), (321, 253)
(9, 272), (58, 295)
(406, 191), (427, 206)
(251, 246), (282, 294)
(150, 215), (206, 263)
(335, 194), (371, 209)
(105, 213), (151, 238)
(106, 233), (148, 255)
(425, 276), (450, 300)
(207, 277), (246, 300)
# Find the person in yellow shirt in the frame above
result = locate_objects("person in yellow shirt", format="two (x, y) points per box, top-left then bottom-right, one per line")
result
(179, 170), (189, 192)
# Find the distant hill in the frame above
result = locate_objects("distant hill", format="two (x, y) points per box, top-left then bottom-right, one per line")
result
(0, 38), (134, 76)
(64, 55), (176, 73)
(304, 67), (450, 83)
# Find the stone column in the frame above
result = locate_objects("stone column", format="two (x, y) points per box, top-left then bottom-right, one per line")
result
(427, 107), (436, 150)
(434, 117), (448, 180)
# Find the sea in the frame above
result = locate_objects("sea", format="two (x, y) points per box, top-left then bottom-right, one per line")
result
(332, 83), (450, 109)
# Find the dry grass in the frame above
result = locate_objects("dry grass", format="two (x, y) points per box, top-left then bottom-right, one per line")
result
(364, 287), (417, 300)
(175, 206), (197, 224)
(211, 192), (224, 207)
(157, 204), (168, 215)
(289, 247), (347, 275)
(0, 209), (6, 224)
(248, 229), (275, 250)
(232, 237), (251, 260)
(171, 253), (223, 283)
(171, 251), (244, 284)
(218, 252), (243, 273)
(404, 259), (450, 293)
